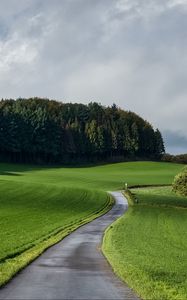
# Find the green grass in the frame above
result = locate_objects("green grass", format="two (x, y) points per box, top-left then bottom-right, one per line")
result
(132, 186), (187, 208)
(103, 186), (187, 300)
(0, 182), (108, 263)
(0, 161), (183, 287)
(0, 161), (182, 190)
(0, 182), (112, 286)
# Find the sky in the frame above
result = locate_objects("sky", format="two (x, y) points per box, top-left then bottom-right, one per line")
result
(0, 0), (187, 154)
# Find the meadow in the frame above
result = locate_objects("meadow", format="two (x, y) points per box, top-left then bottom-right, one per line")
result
(0, 181), (111, 286)
(103, 186), (187, 300)
(0, 161), (182, 190)
(0, 161), (184, 290)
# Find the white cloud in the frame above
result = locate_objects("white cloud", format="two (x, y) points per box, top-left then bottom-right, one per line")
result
(168, 0), (187, 8)
(0, 33), (37, 73)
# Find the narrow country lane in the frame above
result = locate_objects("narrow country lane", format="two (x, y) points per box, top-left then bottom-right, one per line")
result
(0, 192), (139, 300)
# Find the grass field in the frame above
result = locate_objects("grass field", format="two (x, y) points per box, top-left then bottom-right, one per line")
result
(0, 181), (111, 286)
(132, 186), (187, 207)
(0, 161), (182, 190)
(0, 161), (184, 288)
(0, 182), (107, 263)
(103, 186), (187, 300)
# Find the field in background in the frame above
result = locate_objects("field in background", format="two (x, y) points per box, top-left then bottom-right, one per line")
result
(103, 186), (187, 300)
(0, 161), (182, 190)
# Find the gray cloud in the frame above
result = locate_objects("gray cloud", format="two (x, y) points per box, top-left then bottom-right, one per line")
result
(163, 130), (187, 154)
(0, 0), (186, 153)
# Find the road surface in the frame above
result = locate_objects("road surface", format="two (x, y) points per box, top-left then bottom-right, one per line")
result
(0, 191), (139, 300)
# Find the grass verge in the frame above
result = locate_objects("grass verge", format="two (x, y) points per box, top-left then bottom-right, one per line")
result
(103, 186), (187, 300)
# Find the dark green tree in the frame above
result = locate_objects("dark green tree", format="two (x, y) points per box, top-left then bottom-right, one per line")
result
(154, 129), (165, 157)
(0, 98), (165, 163)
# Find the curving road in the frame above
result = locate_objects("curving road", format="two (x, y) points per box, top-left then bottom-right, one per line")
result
(0, 191), (139, 300)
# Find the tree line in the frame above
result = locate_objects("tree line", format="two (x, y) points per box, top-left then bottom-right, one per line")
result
(0, 98), (165, 164)
(162, 153), (187, 164)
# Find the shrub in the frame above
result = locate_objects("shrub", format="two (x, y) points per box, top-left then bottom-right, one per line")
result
(172, 167), (187, 196)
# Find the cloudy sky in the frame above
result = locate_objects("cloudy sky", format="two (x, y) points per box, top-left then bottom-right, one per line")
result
(0, 0), (187, 154)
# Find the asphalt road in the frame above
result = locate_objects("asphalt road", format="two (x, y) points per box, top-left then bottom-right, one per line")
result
(0, 191), (139, 300)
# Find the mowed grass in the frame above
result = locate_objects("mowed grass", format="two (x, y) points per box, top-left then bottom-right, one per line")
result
(103, 186), (187, 300)
(0, 181), (107, 263)
(0, 161), (183, 287)
(0, 179), (109, 286)
(133, 186), (187, 208)
(0, 161), (182, 190)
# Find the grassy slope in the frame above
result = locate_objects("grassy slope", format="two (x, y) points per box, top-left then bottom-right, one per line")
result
(132, 186), (187, 207)
(0, 161), (182, 190)
(0, 177), (110, 286)
(0, 182), (108, 263)
(0, 161), (183, 287)
(103, 186), (187, 300)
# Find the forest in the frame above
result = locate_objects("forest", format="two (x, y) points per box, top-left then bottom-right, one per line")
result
(0, 98), (165, 164)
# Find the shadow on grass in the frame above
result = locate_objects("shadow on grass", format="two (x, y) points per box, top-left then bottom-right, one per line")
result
(0, 171), (21, 176)
(0, 163), (43, 176)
